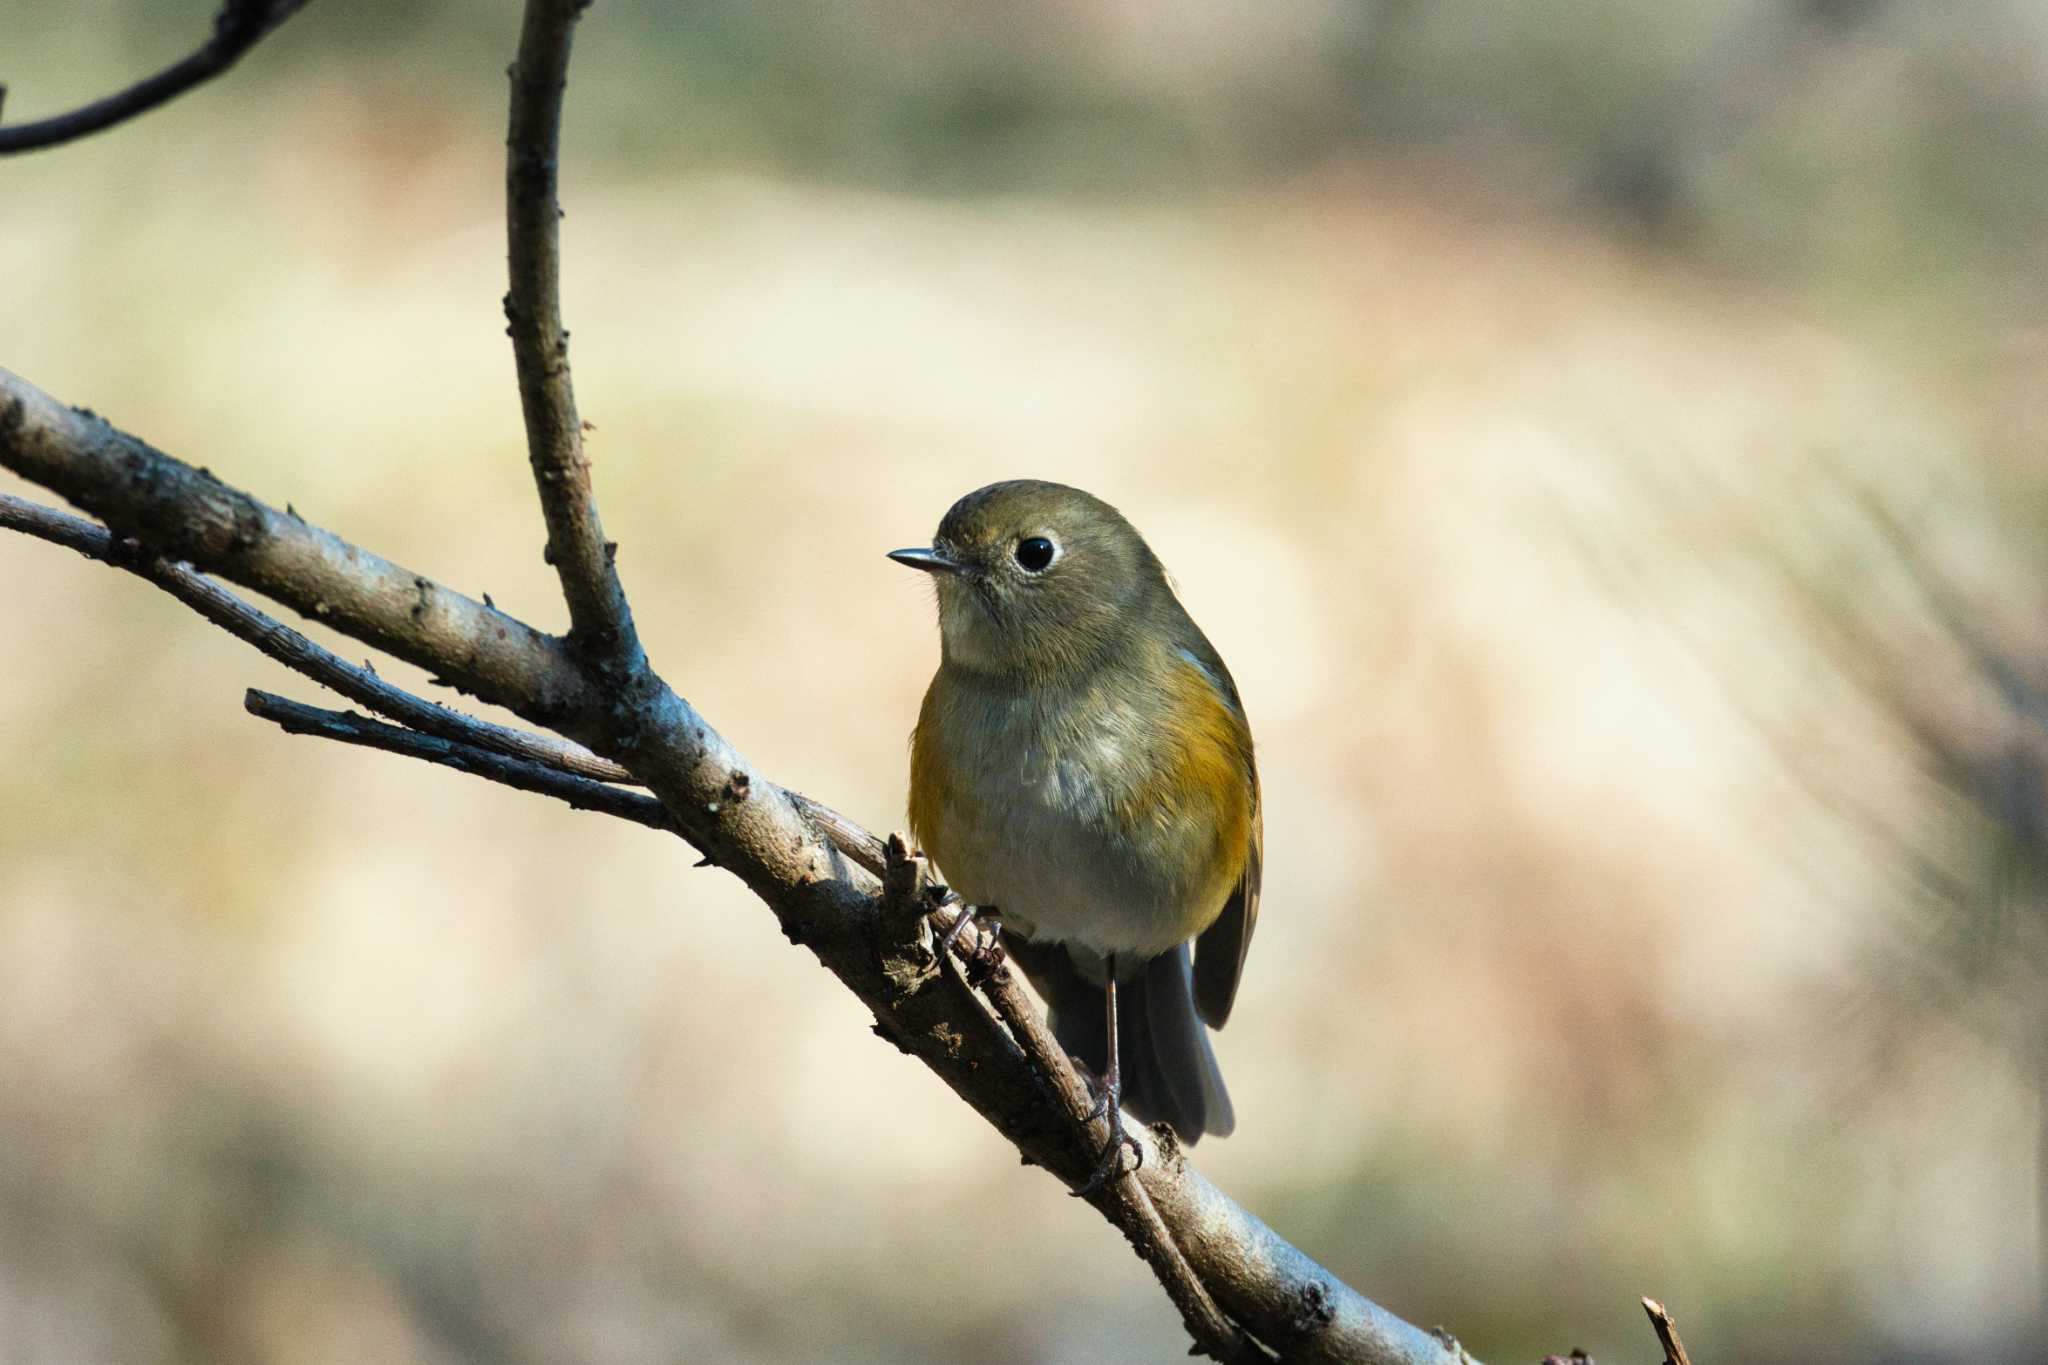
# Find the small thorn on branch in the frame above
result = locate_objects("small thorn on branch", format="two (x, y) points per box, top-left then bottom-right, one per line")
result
(1642, 1297), (1695, 1365)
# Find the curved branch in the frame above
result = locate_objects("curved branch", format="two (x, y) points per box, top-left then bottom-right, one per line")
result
(0, 368), (1476, 1362)
(504, 0), (637, 664)
(0, 0), (311, 156)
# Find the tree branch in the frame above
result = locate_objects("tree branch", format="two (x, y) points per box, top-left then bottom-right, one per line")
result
(504, 0), (637, 664)
(0, 0), (312, 156)
(0, 486), (900, 916)
(921, 875), (1264, 1361)
(0, 488), (606, 763)
(244, 690), (672, 830)
(0, 371), (599, 727)
(1642, 1298), (1697, 1365)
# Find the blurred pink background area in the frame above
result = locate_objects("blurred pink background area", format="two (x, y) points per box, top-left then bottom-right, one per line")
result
(4, 2), (2048, 1361)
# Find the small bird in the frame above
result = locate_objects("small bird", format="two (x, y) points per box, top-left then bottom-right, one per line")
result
(891, 480), (1260, 1177)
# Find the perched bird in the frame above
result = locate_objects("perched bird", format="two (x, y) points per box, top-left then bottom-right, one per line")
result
(891, 480), (1260, 1176)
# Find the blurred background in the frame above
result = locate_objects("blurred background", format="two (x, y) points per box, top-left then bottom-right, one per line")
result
(4, 1), (2048, 1360)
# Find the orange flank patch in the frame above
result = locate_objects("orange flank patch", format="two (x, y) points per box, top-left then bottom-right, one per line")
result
(1118, 657), (1254, 914)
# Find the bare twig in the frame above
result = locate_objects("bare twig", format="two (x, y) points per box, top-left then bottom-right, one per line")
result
(0, 0), (311, 155)
(244, 691), (672, 830)
(1642, 1297), (1696, 1365)
(0, 489), (612, 766)
(505, 0), (637, 663)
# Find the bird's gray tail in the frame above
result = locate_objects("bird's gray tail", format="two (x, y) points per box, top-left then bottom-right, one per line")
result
(1009, 939), (1235, 1143)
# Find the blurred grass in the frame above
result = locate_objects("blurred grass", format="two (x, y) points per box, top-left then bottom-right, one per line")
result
(5, 1), (2048, 1361)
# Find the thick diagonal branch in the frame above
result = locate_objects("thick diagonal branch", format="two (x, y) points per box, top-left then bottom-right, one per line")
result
(0, 372), (597, 727)
(0, 0), (312, 155)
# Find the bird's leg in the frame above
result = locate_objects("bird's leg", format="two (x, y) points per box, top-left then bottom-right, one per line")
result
(1071, 954), (1142, 1197)
(931, 890), (1004, 978)
(964, 915), (1005, 984)
(1079, 958), (1123, 1126)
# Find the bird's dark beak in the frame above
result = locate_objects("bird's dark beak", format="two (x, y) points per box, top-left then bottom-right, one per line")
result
(887, 547), (968, 576)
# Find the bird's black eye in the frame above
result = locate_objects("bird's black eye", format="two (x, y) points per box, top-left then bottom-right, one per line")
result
(1014, 535), (1057, 573)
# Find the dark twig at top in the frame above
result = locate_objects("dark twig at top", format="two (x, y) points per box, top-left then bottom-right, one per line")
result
(0, 0), (312, 155)
(505, 0), (638, 665)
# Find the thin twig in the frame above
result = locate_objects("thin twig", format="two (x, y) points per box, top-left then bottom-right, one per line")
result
(1642, 1297), (1696, 1365)
(505, 0), (637, 661)
(244, 691), (672, 830)
(0, 489), (611, 767)
(0, 0), (312, 155)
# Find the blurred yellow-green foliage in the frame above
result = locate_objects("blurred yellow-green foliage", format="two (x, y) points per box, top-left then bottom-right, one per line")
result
(5, 2), (2048, 1361)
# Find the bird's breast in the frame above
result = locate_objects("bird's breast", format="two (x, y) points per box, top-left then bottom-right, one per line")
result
(908, 663), (1247, 958)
